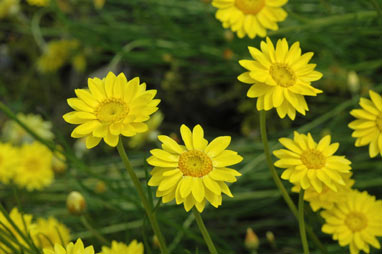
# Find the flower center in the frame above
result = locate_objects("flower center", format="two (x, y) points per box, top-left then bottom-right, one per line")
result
(300, 149), (326, 169)
(376, 114), (382, 131)
(345, 212), (367, 232)
(178, 150), (213, 177)
(25, 158), (40, 171)
(269, 63), (296, 88)
(235, 0), (265, 15)
(96, 98), (129, 123)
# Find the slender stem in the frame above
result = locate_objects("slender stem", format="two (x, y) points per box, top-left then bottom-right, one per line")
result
(116, 140), (168, 254)
(259, 111), (298, 216)
(80, 215), (109, 245)
(192, 209), (217, 254)
(259, 110), (327, 254)
(299, 190), (309, 254)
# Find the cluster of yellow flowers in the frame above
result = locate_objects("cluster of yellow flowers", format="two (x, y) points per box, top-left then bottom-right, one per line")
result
(61, 38), (382, 254)
(3, 0), (379, 253)
(0, 208), (143, 254)
(0, 113), (63, 190)
(0, 207), (71, 253)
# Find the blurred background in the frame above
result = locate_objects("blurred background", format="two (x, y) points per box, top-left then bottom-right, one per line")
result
(1, 0), (382, 253)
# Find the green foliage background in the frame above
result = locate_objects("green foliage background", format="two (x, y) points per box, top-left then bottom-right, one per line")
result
(1, 0), (382, 253)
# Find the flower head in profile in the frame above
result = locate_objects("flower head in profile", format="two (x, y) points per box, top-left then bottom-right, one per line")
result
(33, 217), (71, 249)
(0, 208), (35, 253)
(43, 239), (94, 254)
(349, 90), (382, 158)
(212, 0), (287, 39)
(238, 38), (323, 120)
(14, 142), (54, 191)
(292, 173), (354, 212)
(100, 240), (144, 254)
(63, 72), (160, 148)
(321, 190), (382, 254)
(0, 142), (18, 184)
(274, 132), (351, 193)
(2, 113), (54, 145)
(147, 124), (242, 212)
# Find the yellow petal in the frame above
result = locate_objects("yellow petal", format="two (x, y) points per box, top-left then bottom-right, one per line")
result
(205, 136), (231, 158)
(180, 124), (193, 150)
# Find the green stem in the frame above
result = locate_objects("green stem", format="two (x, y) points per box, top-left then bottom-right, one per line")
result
(298, 190), (309, 254)
(192, 209), (217, 254)
(116, 140), (168, 254)
(259, 110), (327, 254)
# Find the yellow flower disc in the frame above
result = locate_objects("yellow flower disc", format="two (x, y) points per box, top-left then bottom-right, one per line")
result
(238, 38), (323, 120)
(212, 0), (288, 39)
(33, 217), (71, 249)
(349, 90), (382, 158)
(321, 190), (382, 254)
(14, 142), (54, 191)
(43, 239), (95, 254)
(147, 124), (243, 212)
(100, 240), (144, 254)
(63, 72), (160, 148)
(273, 131), (351, 193)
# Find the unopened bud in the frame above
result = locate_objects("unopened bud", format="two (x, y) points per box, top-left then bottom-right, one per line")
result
(347, 71), (360, 94)
(95, 181), (106, 194)
(266, 231), (276, 249)
(67, 191), (86, 215)
(152, 235), (160, 249)
(224, 30), (234, 42)
(245, 227), (259, 250)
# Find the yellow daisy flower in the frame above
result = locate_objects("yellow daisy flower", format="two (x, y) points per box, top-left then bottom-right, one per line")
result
(33, 217), (71, 249)
(321, 190), (382, 254)
(0, 208), (35, 253)
(14, 142), (54, 191)
(63, 72), (160, 149)
(349, 90), (382, 158)
(26, 0), (49, 7)
(273, 131), (351, 193)
(38, 40), (79, 73)
(100, 240), (144, 254)
(212, 0), (288, 39)
(147, 124), (242, 212)
(292, 173), (354, 212)
(0, 142), (18, 184)
(238, 38), (323, 120)
(2, 113), (54, 145)
(43, 239), (95, 254)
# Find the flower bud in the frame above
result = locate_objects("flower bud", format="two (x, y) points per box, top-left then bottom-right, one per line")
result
(67, 191), (86, 215)
(95, 181), (106, 194)
(347, 71), (360, 94)
(245, 227), (259, 250)
(152, 235), (160, 249)
(266, 231), (276, 249)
